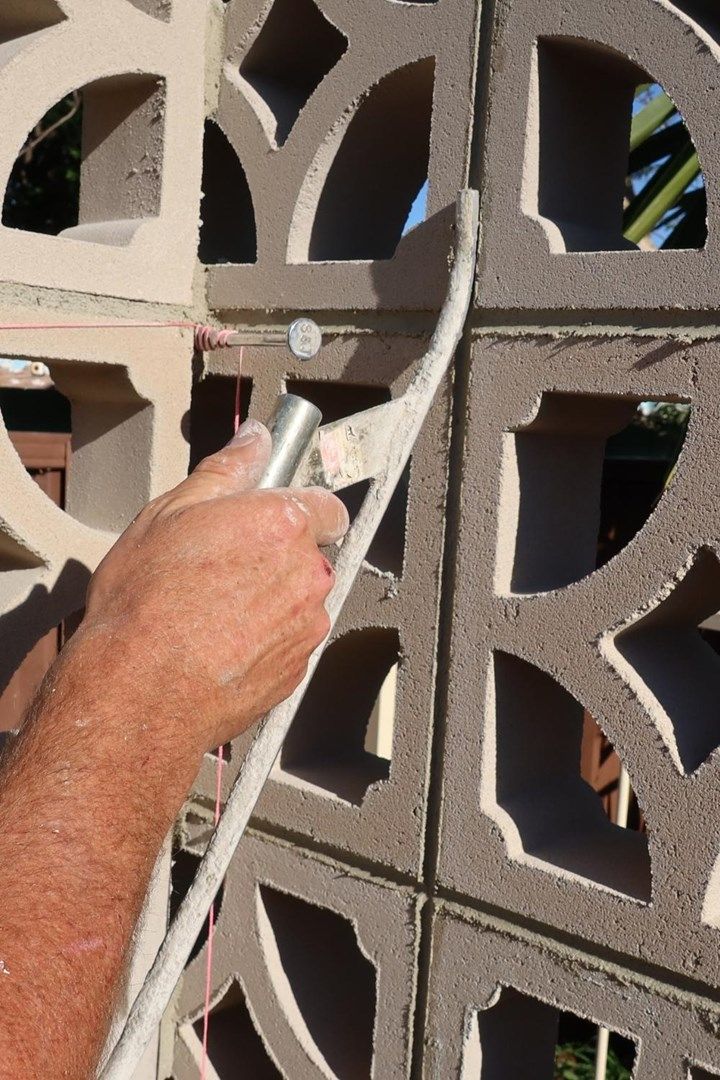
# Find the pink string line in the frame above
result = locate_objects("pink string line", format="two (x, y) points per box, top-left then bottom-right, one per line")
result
(200, 348), (244, 1080)
(0, 321), (239, 352)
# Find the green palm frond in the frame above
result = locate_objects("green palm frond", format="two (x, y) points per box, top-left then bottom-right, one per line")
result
(622, 86), (706, 249)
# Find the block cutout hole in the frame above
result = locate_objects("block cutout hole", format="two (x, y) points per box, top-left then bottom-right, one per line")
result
(279, 627), (400, 804)
(45, 361), (157, 533)
(0, 1), (65, 45)
(555, 1008), (636, 1080)
(188, 373), (253, 472)
(191, 982), (281, 1078)
(199, 120), (257, 265)
(526, 38), (705, 251)
(580, 712), (645, 832)
(490, 651), (651, 900)
(613, 548), (720, 775)
(257, 885), (376, 1078)
(2, 358), (147, 535)
(463, 988), (636, 1079)
(285, 379), (408, 576)
(239, 0), (347, 147)
(307, 57), (434, 260)
(170, 849), (226, 964)
(691, 1068), (720, 1080)
(3, 75), (165, 244)
(497, 393), (689, 594)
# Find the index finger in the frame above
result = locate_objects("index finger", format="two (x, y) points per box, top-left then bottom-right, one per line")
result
(281, 487), (350, 547)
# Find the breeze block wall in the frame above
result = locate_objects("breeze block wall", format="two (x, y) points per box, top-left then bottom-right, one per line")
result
(4, 1), (720, 1078)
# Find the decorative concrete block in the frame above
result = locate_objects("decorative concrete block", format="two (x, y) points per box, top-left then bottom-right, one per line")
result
(425, 903), (720, 1080)
(476, 0), (720, 313)
(204, 0), (481, 312)
(190, 334), (451, 878)
(172, 831), (419, 1080)
(0, 304), (192, 700)
(0, 0), (205, 304)
(437, 334), (720, 988)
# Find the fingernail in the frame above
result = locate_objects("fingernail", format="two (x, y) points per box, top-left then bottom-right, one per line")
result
(229, 418), (266, 446)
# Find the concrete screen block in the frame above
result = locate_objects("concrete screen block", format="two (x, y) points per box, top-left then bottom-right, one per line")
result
(172, 831), (419, 1080)
(0, 304), (191, 734)
(0, 0), (204, 304)
(190, 334), (451, 877)
(425, 904), (720, 1080)
(204, 0), (481, 312)
(437, 334), (720, 988)
(476, 0), (720, 313)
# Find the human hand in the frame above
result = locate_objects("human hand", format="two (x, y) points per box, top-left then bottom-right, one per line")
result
(78, 419), (348, 758)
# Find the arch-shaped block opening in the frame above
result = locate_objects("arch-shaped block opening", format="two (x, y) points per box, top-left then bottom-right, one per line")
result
(239, 0), (347, 147)
(191, 982), (281, 1078)
(496, 393), (690, 594)
(36, 361), (157, 534)
(490, 651), (651, 900)
(465, 987), (637, 1079)
(199, 120), (257, 265)
(526, 38), (706, 251)
(613, 549), (720, 776)
(690, 1067), (720, 1080)
(308, 58), (434, 261)
(3, 74), (165, 244)
(285, 379), (408, 576)
(257, 885), (376, 1078)
(280, 627), (400, 804)
(0, 360), (73, 524)
(0, 0), (65, 47)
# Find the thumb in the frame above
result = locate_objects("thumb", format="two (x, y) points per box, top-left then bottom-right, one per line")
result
(170, 419), (272, 507)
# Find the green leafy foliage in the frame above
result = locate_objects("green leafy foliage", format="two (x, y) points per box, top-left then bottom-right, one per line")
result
(555, 1041), (632, 1080)
(2, 92), (82, 235)
(624, 86), (706, 249)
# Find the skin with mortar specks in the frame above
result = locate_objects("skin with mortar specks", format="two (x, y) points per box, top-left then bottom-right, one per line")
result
(0, 420), (348, 1079)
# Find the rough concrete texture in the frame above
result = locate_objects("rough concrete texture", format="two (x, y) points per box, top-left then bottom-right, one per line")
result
(3, 0), (720, 1077)
(203, 0), (481, 311)
(0, 0), (204, 304)
(425, 904), (720, 1079)
(170, 830), (419, 1079)
(190, 334), (452, 877)
(476, 0), (720, 313)
(438, 335), (720, 988)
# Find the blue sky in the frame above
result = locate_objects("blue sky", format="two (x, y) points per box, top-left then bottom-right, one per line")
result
(402, 179), (429, 235)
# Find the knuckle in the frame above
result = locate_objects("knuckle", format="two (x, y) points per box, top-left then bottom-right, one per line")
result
(193, 453), (229, 479)
(270, 495), (309, 544)
(311, 554), (335, 596)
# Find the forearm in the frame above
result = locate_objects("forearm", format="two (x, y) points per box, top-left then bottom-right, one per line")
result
(0, 421), (345, 1077)
(0, 625), (202, 1079)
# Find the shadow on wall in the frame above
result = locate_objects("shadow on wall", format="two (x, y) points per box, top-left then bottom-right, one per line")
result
(528, 38), (706, 252)
(0, 560), (90, 733)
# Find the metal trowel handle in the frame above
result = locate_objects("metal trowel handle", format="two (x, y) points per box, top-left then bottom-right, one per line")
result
(258, 393), (322, 490)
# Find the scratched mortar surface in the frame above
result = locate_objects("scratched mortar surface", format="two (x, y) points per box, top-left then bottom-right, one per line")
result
(0, 0), (719, 1078)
